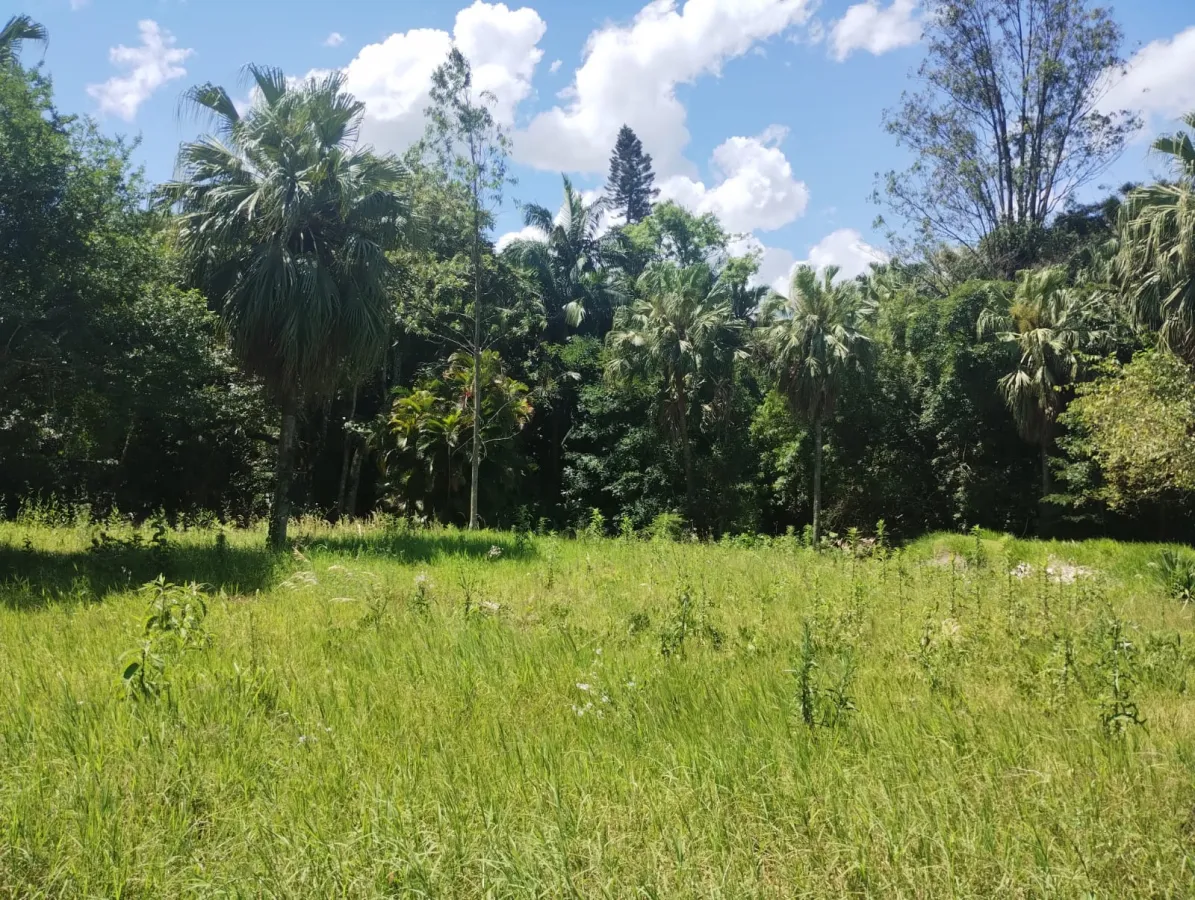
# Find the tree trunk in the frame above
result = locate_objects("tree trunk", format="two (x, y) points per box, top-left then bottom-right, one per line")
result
(346, 444), (364, 521)
(336, 387), (358, 521)
(269, 395), (299, 551)
(468, 198), (483, 531)
(812, 415), (823, 546)
(674, 372), (697, 523)
(1040, 439), (1051, 499)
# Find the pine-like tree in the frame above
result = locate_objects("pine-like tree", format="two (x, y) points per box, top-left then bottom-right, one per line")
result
(607, 125), (658, 224)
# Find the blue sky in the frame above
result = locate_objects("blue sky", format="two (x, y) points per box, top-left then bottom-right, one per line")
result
(21, 0), (1195, 289)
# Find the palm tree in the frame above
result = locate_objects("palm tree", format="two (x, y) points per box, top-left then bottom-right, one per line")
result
(606, 262), (739, 519)
(978, 267), (1105, 498)
(504, 176), (616, 515)
(1117, 113), (1195, 363)
(503, 175), (613, 339)
(0, 14), (46, 65)
(160, 66), (411, 549)
(761, 265), (869, 544)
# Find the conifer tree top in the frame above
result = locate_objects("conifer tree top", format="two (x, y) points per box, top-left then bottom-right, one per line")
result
(607, 124), (659, 225)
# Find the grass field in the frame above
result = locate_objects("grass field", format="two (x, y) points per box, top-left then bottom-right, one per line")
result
(1, 518), (1193, 897)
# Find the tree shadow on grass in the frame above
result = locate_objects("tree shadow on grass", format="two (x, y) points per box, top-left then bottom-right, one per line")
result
(297, 528), (537, 565)
(0, 542), (282, 610)
(0, 528), (537, 609)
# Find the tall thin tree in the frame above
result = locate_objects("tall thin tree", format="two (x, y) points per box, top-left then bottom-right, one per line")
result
(424, 48), (511, 530)
(762, 265), (870, 544)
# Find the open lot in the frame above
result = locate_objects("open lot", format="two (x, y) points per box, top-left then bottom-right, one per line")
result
(1, 521), (1193, 896)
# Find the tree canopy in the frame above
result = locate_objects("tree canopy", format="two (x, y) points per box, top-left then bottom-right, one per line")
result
(5, 12), (1195, 545)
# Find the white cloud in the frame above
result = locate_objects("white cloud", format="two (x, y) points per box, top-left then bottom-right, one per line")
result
(324, 32), (345, 47)
(86, 20), (193, 121)
(549, 59), (562, 74)
(1098, 26), (1195, 127)
(806, 228), (887, 278)
(496, 225), (548, 252)
(739, 240), (799, 295)
(70, 0), (90, 9)
(738, 229), (888, 295)
(829, 0), (920, 62)
(658, 127), (809, 233)
(517, 0), (815, 176)
(337, 1), (545, 153)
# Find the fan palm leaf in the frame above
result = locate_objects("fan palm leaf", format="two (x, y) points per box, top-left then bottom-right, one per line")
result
(760, 265), (869, 543)
(160, 68), (412, 549)
(605, 262), (739, 521)
(1117, 112), (1195, 362)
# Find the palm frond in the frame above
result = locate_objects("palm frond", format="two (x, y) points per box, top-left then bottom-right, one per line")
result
(0, 14), (46, 65)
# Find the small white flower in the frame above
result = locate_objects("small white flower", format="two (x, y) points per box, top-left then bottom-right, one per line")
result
(625, 680), (636, 689)
(487, 545), (503, 559)
(298, 735), (309, 744)
(414, 572), (428, 585)
(601, 694), (610, 704)
(594, 647), (602, 655)
(576, 683), (591, 692)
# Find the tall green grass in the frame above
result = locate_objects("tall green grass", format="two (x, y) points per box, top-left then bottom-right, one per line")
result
(1, 520), (1192, 896)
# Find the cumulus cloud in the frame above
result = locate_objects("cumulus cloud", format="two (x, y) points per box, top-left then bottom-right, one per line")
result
(658, 127), (810, 233)
(806, 228), (888, 278)
(829, 0), (920, 62)
(517, 0), (815, 176)
(738, 229), (888, 295)
(324, 32), (345, 47)
(549, 59), (562, 74)
(336, 1), (545, 153)
(1098, 26), (1195, 128)
(86, 20), (193, 121)
(495, 224), (548, 252)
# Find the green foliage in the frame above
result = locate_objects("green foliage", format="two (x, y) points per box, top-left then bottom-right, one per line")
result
(647, 511), (685, 542)
(793, 620), (858, 728)
(1116, 113), (1195, 362)
(8, 19), (1195, 553)
(383, 351), (532, 524)
(606, 262), (742, 522)
(0, 51), (271, 521)
(1095, 617), (1146, 738)
(762, 265), (870, 541)
(1157, 549), (1195, 603)
(881, 0), (1137, 262)
(1061, 351), (1195, 512)
(617, 201), (729, 270)
(162, 64), (412, 547)
(977, 269), (1108, 492)
(503, 176), (613, 337)
(120, 577), (210, 701)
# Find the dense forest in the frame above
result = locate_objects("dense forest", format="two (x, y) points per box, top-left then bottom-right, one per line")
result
(4, 1), (1195, 547)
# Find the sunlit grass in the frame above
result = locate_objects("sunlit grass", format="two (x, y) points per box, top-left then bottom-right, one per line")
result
(1, 519), (1193, 896)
